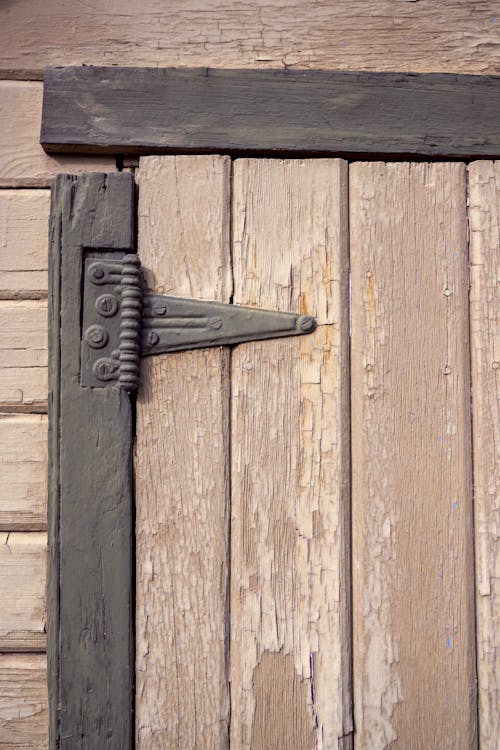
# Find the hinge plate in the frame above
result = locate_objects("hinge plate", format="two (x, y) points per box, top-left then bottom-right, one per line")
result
(81, 254), (317, 391)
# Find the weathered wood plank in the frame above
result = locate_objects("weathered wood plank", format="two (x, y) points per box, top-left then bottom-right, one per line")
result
(468, 160), (500, 750)
(0, 533), (46, 653)
(350, 162), (476, 748)
(135, 155), (231, 748)
(0, 414), (47, 531)
(0, 301), (47, 408)
(48, 172), (135, 749)
(41, 67), (500, 158)
(0, 1), (498, 75)
(0, 190), (50, 299)
(230, 159), (352, 748)
(0, 82), (115, 187)
(0, 654), (48, 749)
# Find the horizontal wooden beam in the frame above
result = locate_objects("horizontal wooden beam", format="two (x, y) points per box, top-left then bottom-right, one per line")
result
(41, 67), (500, 158)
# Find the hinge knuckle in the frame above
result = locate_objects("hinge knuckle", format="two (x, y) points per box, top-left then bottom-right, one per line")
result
(118, 255), (143, 393)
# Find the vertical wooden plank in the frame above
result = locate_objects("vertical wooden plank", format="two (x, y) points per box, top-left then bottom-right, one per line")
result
(135, 155), (231, 748)
(48, 172), (135, 749)
(350, 162), (476, 748)
(468, 161), (500, 750)
(230, 159), (352, 749)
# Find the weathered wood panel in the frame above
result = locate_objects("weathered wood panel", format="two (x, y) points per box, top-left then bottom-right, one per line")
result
(0, 654), (48, 749)
(42, 67), (500, 158)
(0, 1), (498, 75)
(48, 172), (135, 749)
(0, 533), (46, 652)
(230, 159), (351, 748)
(0, 301), (47, 409)
(350, 162), (476, 748)
(0, 82), (114, 187)
(468, 160), (500, 750)
(0, 415), (47, 531)
(135, 156), (231, 748)
(0, 190), (49, 299)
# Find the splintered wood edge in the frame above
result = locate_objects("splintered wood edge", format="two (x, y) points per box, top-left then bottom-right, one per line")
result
(41, 67), (500, 158)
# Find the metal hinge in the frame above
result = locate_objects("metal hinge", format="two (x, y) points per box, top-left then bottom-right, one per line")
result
(80, 254), (317, 392)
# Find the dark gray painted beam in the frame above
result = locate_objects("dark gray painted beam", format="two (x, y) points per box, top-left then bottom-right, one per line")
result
(48, 172), (135, 749)
(41, 66), (500, 158)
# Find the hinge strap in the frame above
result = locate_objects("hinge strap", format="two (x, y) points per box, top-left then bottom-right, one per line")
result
(81, 253), (317, 392)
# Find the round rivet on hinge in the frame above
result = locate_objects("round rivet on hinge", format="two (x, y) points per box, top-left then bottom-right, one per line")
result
(145, 330), (159, 348)
(95, 293), (119, 317)
(85, 324), (109, 349)
(209, 317), (223, 330)
(298, 315), (316, 333)
(93, 357), (119, 382)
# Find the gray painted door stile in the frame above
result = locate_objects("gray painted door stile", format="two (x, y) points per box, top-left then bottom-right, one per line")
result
(48, 172), (135, 749)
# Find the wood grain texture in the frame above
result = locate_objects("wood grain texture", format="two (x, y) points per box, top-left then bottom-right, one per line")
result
(48, 172), (135, 749)
(0, 190), (49, 299)
(41, 67), (500, 158)
(0, 415), (47, 531)
(0, 654), (48, 749)
(0, 301), (47, 408)
(0, 1), (498, 75)
(0, 81), (114, 186)
(0, 533), (46, 653)
(135, 155), (231, 748)
(350, 162), (476, 749)
(230, 159), (352, 748)
(468, 160), (500, 750)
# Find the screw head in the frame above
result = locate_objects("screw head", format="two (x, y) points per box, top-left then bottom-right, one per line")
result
(93, 357), (119, 381)
(95, 294), (119, 317)
(85, 324), (109, 349)
(298, 315), (316, 333)
(145, 330), (159, 347)
(89, 264), (105, 282)
(153, 303), (167, 316)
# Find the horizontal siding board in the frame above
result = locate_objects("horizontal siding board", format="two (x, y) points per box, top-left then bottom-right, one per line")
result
(0, 414), (47, 531)
(41, 67), (500, 158)
(0, 533), (46, 653)
(0, 190), (50, 299)
(0, 1), (498, 75)
(0, 301), (47, 408)
(0, 81), (115, 187)
(0, 654), (48, 749)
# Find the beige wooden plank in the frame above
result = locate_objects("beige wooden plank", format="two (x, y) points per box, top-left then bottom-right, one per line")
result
(468, 160), (500, 750)
(0, 654), (47, 748)
(0, 81), (115, 186)
(135, 155), (231, 748)
(0, 533), (46, 652)
(0, 415), (47, 531)
(0, 1), (498, 75)
(0, 300), (47, 408)
(230, 159), (351, 748)
(0, 190), (49, 299)
(350, 162), (475, 748)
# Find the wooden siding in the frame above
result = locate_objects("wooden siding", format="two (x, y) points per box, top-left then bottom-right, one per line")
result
(0, 1), (498, 76)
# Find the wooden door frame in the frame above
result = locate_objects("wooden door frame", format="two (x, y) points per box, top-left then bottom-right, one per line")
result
(45, 66), (500, 750)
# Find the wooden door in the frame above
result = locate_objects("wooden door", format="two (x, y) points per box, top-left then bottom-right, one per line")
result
(133, 156), (477, 749)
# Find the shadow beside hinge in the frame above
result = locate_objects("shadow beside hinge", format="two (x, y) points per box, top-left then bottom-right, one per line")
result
(80, 254), (317, 392)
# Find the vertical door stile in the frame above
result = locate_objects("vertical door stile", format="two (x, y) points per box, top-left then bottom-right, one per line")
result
(230, 159), (352, 749)
(468, 160), (500, 750)
(350, 162), (476, 748)
(135, 156), (232, 748)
